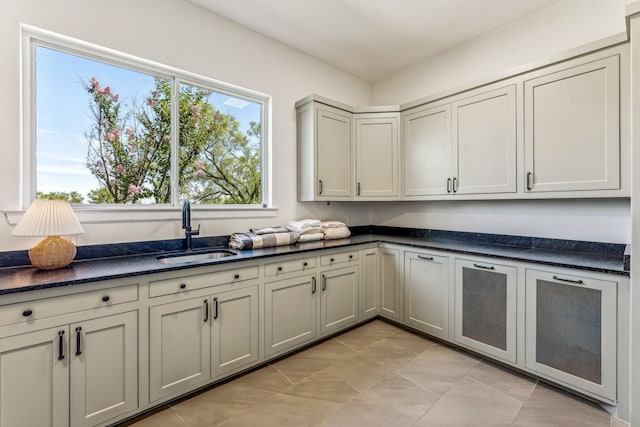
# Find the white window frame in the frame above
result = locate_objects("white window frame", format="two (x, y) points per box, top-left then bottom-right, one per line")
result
(16, 24), (275, 224)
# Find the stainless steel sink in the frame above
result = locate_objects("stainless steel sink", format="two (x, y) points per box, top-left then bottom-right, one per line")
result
(156, 249), (237, 264)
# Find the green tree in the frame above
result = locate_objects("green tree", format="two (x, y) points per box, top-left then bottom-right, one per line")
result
(36, 191), (84, 204)
(83, 77), (261, 205)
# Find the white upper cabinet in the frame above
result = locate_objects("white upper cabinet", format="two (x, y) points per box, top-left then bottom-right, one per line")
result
(403, 104), (451, 196)
(452, 85), (517, 195)
(524, 54), (620, 193)
(401, 85), (516, 197)
(355, 114), (400, 198)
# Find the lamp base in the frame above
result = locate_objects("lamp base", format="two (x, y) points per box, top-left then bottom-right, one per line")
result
(28, 236), (77, 270)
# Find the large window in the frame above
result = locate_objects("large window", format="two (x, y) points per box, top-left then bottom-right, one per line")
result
(26, 29), (268, 208)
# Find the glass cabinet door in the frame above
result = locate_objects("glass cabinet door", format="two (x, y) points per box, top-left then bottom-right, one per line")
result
(525, 269), (617, 403)
(454, 259), (517, 363)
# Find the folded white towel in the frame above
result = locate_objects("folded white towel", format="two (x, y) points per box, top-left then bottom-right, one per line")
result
(323, 227), (351, 240)
(287, 219), (321, 231)
(287, 225), (323, 235)
(298, 232), (324, 242)
(321, 220), (346, 229)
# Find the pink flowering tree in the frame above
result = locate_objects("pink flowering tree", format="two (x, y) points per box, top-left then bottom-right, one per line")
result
(83, 77), (261, 204)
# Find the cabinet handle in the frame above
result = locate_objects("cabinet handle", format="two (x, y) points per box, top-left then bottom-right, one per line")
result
(234, 274), (240, 280)
(330, 258), (335, 263)
(204, 299), (209, 322)
(526, 172), (532, 191)
(58, 330), (65, 361)
(322, 274), (327, 291)
(180, 283), (187, 289)
(22, 309), (32, 317)
(278, 266), (283, 271)
(312, 276), (316, 294)
(102, 295), (110, 302)
(75, 327), (82, 356)
(552, 275), (584, 284)
(349, 254), (353, 260)
(303, 261), (308, 267)
(213, 297), (219, 320)
(357, 182), (361, 196)
(319, 180), (323, 195)
(473, 263), (495, 270)
(447, 178), (452, 193)
(452, 177), (458, 193)
(418, 255), (434, 261)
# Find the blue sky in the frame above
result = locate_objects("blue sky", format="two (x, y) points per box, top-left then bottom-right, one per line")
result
(36, 46), (261, 203)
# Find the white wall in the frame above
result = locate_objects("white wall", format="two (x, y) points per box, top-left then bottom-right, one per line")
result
(0, 0), (371, 251)
(367, 0), (632, 244)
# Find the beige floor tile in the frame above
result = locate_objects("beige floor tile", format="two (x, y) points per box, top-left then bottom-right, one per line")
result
(229, 364), (293, 392)
(272, 355), (334, 384)
(464, 360), (537, 402)
(395, 343), (479, 394)
(281, 370), (360, 403)
(513, 383), (611, 427)
(358, 337), (419, 360)
(129, 407), (188, 427)
(170, 383), (276, 427)
(354, 319), (402, 336)
(322, 373), (439, 427)
(220, 393), (341, 427)
(296, 338), (357, 361)
(415, 376), (524, 425)
(322, 353), (390, 392)
(383, 328), (438, 353)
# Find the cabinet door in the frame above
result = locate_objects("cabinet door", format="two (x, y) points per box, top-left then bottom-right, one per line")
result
(403, 104), (451, 196)
(524, 55), (620, 192)
(211, 285), (259, 379)
(404, 252), (449, 339)
(452, 85), (517, 195)
(70, 311), (138, 427)
(264, 275), (317, 357)
(0, 326), (69, 427)
(525, 269), (616, 402)
(360, 248), (379, 319)
(320, 266), (359, 335)
(356, 115), (399, 198)
(454, 259), (517, 364)
(316, 105), (352, 199)
(379, 247), (402, 321)
(149, 297), (210, 402)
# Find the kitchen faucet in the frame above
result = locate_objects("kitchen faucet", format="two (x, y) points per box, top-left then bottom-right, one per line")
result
(182, 199), (200, 251)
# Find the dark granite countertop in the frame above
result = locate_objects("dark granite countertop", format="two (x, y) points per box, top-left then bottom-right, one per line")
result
(0, 227), (629, 296)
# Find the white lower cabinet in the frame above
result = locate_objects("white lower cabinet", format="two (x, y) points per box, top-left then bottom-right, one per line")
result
(0, 311), (138, 427)
(319, 265), (359, 336)
(454, 259), (517, 364)
(264, 275), (318, 357)
(525, 269), (617, 402)
(210, 286), (259, 379)
(379, 247), (402, 321)
(360, 248), (379, 319)
(404, 251), (450, 339)
(149, 284), (259, 402)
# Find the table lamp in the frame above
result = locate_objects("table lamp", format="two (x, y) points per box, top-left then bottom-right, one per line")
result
(12, 199), (84, 269)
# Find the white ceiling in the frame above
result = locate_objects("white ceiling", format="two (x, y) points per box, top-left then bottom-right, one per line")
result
(187, 0), (564, 82)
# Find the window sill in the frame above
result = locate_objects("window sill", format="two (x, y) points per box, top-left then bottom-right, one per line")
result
(4, 206), (278, 225)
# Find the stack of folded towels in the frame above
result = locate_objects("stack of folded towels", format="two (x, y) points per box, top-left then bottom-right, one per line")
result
(229, 226), (299, 250)
(286, 219), (324, 242)
(321, 220), (351, 240)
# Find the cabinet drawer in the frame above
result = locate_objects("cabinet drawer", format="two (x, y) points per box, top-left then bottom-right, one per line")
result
(149, 265), (259, 297)
(320, 250), (359, 266)
(0, 284), (138, 326)
(264, 257), (316, 276)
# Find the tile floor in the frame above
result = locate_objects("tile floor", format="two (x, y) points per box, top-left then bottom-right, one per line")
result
(127, 320), (625, 427)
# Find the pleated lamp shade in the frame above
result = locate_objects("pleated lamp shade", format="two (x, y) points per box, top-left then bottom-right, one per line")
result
(12, 199), (84, 269)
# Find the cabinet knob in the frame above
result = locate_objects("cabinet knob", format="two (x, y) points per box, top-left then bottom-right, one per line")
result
(349, 255), (353, 259)
(180, 283), (187, 289)
(330, 258), (335, 262)
(102, 295), (110, 302)
(22, 309), (33, 317)
(278, 266), (283, 271)
(234, 274), (240, 279)
(303, 262), (308, 267)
